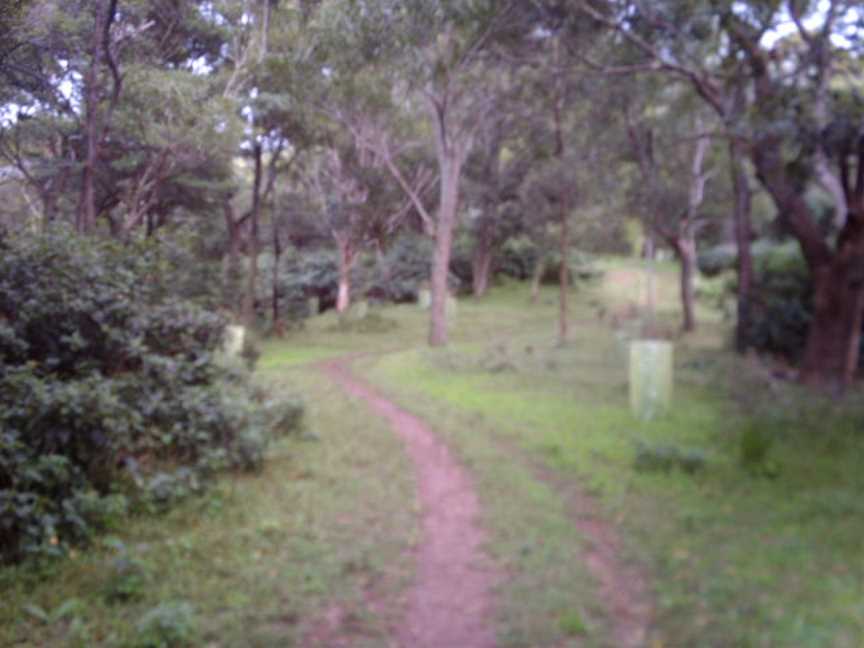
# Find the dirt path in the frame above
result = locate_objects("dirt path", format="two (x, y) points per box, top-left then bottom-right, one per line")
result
(536, 464), (654, 647)
(321, 359), (500, 648)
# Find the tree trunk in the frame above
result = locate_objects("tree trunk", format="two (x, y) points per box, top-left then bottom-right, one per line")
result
(76, 0), (119, 235)
(472, 236), (493, 298)
(271, 221), (283, 336)
(223, 204), (242, 315)
(78, 61), (99, 234)
(801, 249), (864, 390)
(753, 138), (864, 388)
(530, 256), (544, 304)
(729, 140), (754, 352)
(241, 143), (263, 329)
(429, 153), (462, 347)
(336, 239), (354, 314)
(643, 230), (657, 333)
(677, 235), (697, 333)
(558, 200), (570, 345)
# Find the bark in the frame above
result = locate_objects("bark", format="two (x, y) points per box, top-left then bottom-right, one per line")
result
(676, 236), (697, 333)
(429, 153), (463, 347)
(335, 238), (355, 314)
(800, 201), (864, 389)
(552, 41), (570, 347)
(754, 135), (864, 388)
(729, 139), (754, 352)
(241, 143), (263, 328)
(78, 56), (99, 234)
(802, 257), (864, 390)
(76, 0), (120, 235)
(471, 234), (493, 298)
(271, 218), (283, 336)
(530, 257), (544, 304)
(558, 201), (570, 345)
(223, 204), (243, 314)
(675, 128), (710, 334)
(642, 231), (657, 332)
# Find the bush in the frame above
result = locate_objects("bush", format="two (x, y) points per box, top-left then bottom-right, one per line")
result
(697, 243), (737, 277)
(633, 442), (708, 474)
(0, 228), (303, 564)
(368, 236), (431, 302)
(740, 242), (812, 363)
(133, 601), (198, 648)
(498, 238), (539, 281)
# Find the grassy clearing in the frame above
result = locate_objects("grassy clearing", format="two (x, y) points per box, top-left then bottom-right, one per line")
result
(342, 268), (863, 647)
(5, 261), (863, 647)
(1, 369), (417, 648)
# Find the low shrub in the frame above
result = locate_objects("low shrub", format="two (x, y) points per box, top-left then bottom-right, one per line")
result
(0, 228), (303, 564)
(133, 601), (198, 648)
(738, 423), (781, 478)
(741, 242), (812, 363)
(633, 442), (708, 475)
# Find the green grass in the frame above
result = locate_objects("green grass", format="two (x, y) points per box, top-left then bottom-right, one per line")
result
(4, 264), (863, 647)
(352, 286), (864, 647)
(0, 370), (418, 647)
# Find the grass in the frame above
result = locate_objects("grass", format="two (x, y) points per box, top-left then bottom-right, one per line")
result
(0, 370), (418, 647)
(351, 275), (864, 647)
(3, 260), (863, 647)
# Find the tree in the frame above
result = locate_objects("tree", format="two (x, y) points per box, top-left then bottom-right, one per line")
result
(319, 0), (520, 346)
(580, 0), (864, 388)
(461, 101), (530, 297)
(0, 0), (229, 234)
(304, 144), (408, 312)
(624, 89), (716, 333)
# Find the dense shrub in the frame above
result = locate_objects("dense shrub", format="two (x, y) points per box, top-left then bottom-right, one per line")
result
(367, 236), (434, 302)
(742, 243), (812, 363)
(367, 235), (462, 301)
(498, 238), (539, 281)
(262, 249), (342, 318)
(0, 228), (302, 564)
(698, 239), (795, 277)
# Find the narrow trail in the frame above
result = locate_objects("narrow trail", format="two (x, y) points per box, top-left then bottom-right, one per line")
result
(534, 463), (654, 647)
(321, 358), (500, 648)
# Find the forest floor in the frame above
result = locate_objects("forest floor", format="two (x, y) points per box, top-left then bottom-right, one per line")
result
(3, 259), (864, 647)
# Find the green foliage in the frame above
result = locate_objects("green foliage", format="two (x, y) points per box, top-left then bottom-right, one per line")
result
(743, 242), (812, 363)
(329, 311), (399, 334)
(133, 601), (198, 648)
(0, 228), (304, 564)
(558, 610), (588, 637)
(497, 237), (540, 280)
(738, 423), (780, 478)
(278, 248), (342, 313)
(367, 235), (436, 303)
(697, 243), (737, 277)
(101, 540), (151, 604)
(699, 240), (822, 363)
(633, 442), (708, 475)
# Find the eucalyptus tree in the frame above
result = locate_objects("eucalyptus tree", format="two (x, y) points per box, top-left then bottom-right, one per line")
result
(317, 0), (523, 346)
(460, 94), (532, 297)
(0, 0), (228, 233)
(622, 84), (719, 333)
(302, 142), (410, 313)
(580, 0), (864, 387)
(217, 0), (323, 325)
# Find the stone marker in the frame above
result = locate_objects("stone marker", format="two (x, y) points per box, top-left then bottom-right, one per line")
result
(348, 300), (369, 320)
(629, 340), (673, 420)
(446, 294), (458, 319)
(418, 288), (431, 309)
(223, 325), (246, 357)
(417, 289), (457, 314)
(307, 296), (320, 316)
